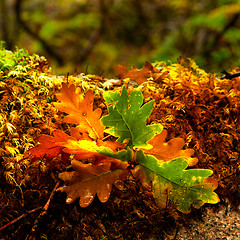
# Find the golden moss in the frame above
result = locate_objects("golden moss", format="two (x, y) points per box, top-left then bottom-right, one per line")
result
(1, 54), (239, 239)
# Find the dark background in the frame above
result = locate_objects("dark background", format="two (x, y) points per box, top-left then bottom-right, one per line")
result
(1, 0), (240, 76)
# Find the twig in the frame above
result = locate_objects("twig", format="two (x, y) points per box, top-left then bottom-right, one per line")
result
(0, 207), (42, 232)
(172, 225), (180, 240)
(25, 181), (60, 240)
(220, 70), (240, 80)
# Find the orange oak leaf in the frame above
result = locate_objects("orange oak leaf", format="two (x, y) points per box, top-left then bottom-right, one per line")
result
(58, 160), (129, 207)
(69, 127), (93, 141)
(54, 83), (104, 140)
(116, 61), (167, 85)
(142, 129), (198, 166)
(61, 128), (126, 161)
(25, 123), (127, 164)
(25, 130), (71, 163)
(24, 129), (104, 163)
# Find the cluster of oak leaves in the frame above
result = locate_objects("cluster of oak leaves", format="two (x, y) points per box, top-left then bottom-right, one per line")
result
(4, 51), (235, 213)
(17, 62), (220, 214)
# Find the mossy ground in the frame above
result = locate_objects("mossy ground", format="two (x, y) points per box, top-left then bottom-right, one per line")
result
(0, 53), (239, 239)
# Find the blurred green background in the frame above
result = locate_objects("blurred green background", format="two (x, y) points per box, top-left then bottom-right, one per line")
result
(1, 0), (240, 76)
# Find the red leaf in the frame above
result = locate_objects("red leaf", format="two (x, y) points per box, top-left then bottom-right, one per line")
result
(26, 130), (72, 163)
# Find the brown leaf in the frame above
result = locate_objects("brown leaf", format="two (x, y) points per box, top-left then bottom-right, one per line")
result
(58, 160), (129, 207)
(116, 61), (167, 85)
(143, 129), (198, 166)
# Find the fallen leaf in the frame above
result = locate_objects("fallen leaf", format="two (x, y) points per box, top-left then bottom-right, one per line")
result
(135, 151), (219, 213)
(101, 85), (162, 149)
(58, 160), (129, 207)
(116, 61), (167, 85)
(54, 83), (104, 140)
(143, 129), (198, 166)
(25, 130), (71, 163)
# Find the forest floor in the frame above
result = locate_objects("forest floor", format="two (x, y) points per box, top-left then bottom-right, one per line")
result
(0, 175), (239, 240)
(175, 204), (240, 240)
(1, 57), (240, 239)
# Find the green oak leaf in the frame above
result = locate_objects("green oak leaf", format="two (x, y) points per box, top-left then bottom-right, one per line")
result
(136, 150), (220, 213)
(96, 146), (132, 162)
(101, 85), (163, 149)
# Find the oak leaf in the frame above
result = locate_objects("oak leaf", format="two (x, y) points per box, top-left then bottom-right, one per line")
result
(116, 61), (167, 85)
(25, 130), (71, 163)
(25, 128), (104, 163)
(143, 129), (198, 166)
(135, 151), (220, 213)
(58, 160), (129, 207)
(101, 85), (162, 149)
(63, 127), (127, 161)
(62, 138), (100, 161)
(54, 83), (104, 140)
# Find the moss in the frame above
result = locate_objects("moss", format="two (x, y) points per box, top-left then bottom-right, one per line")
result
(0, 49), (239, 239)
